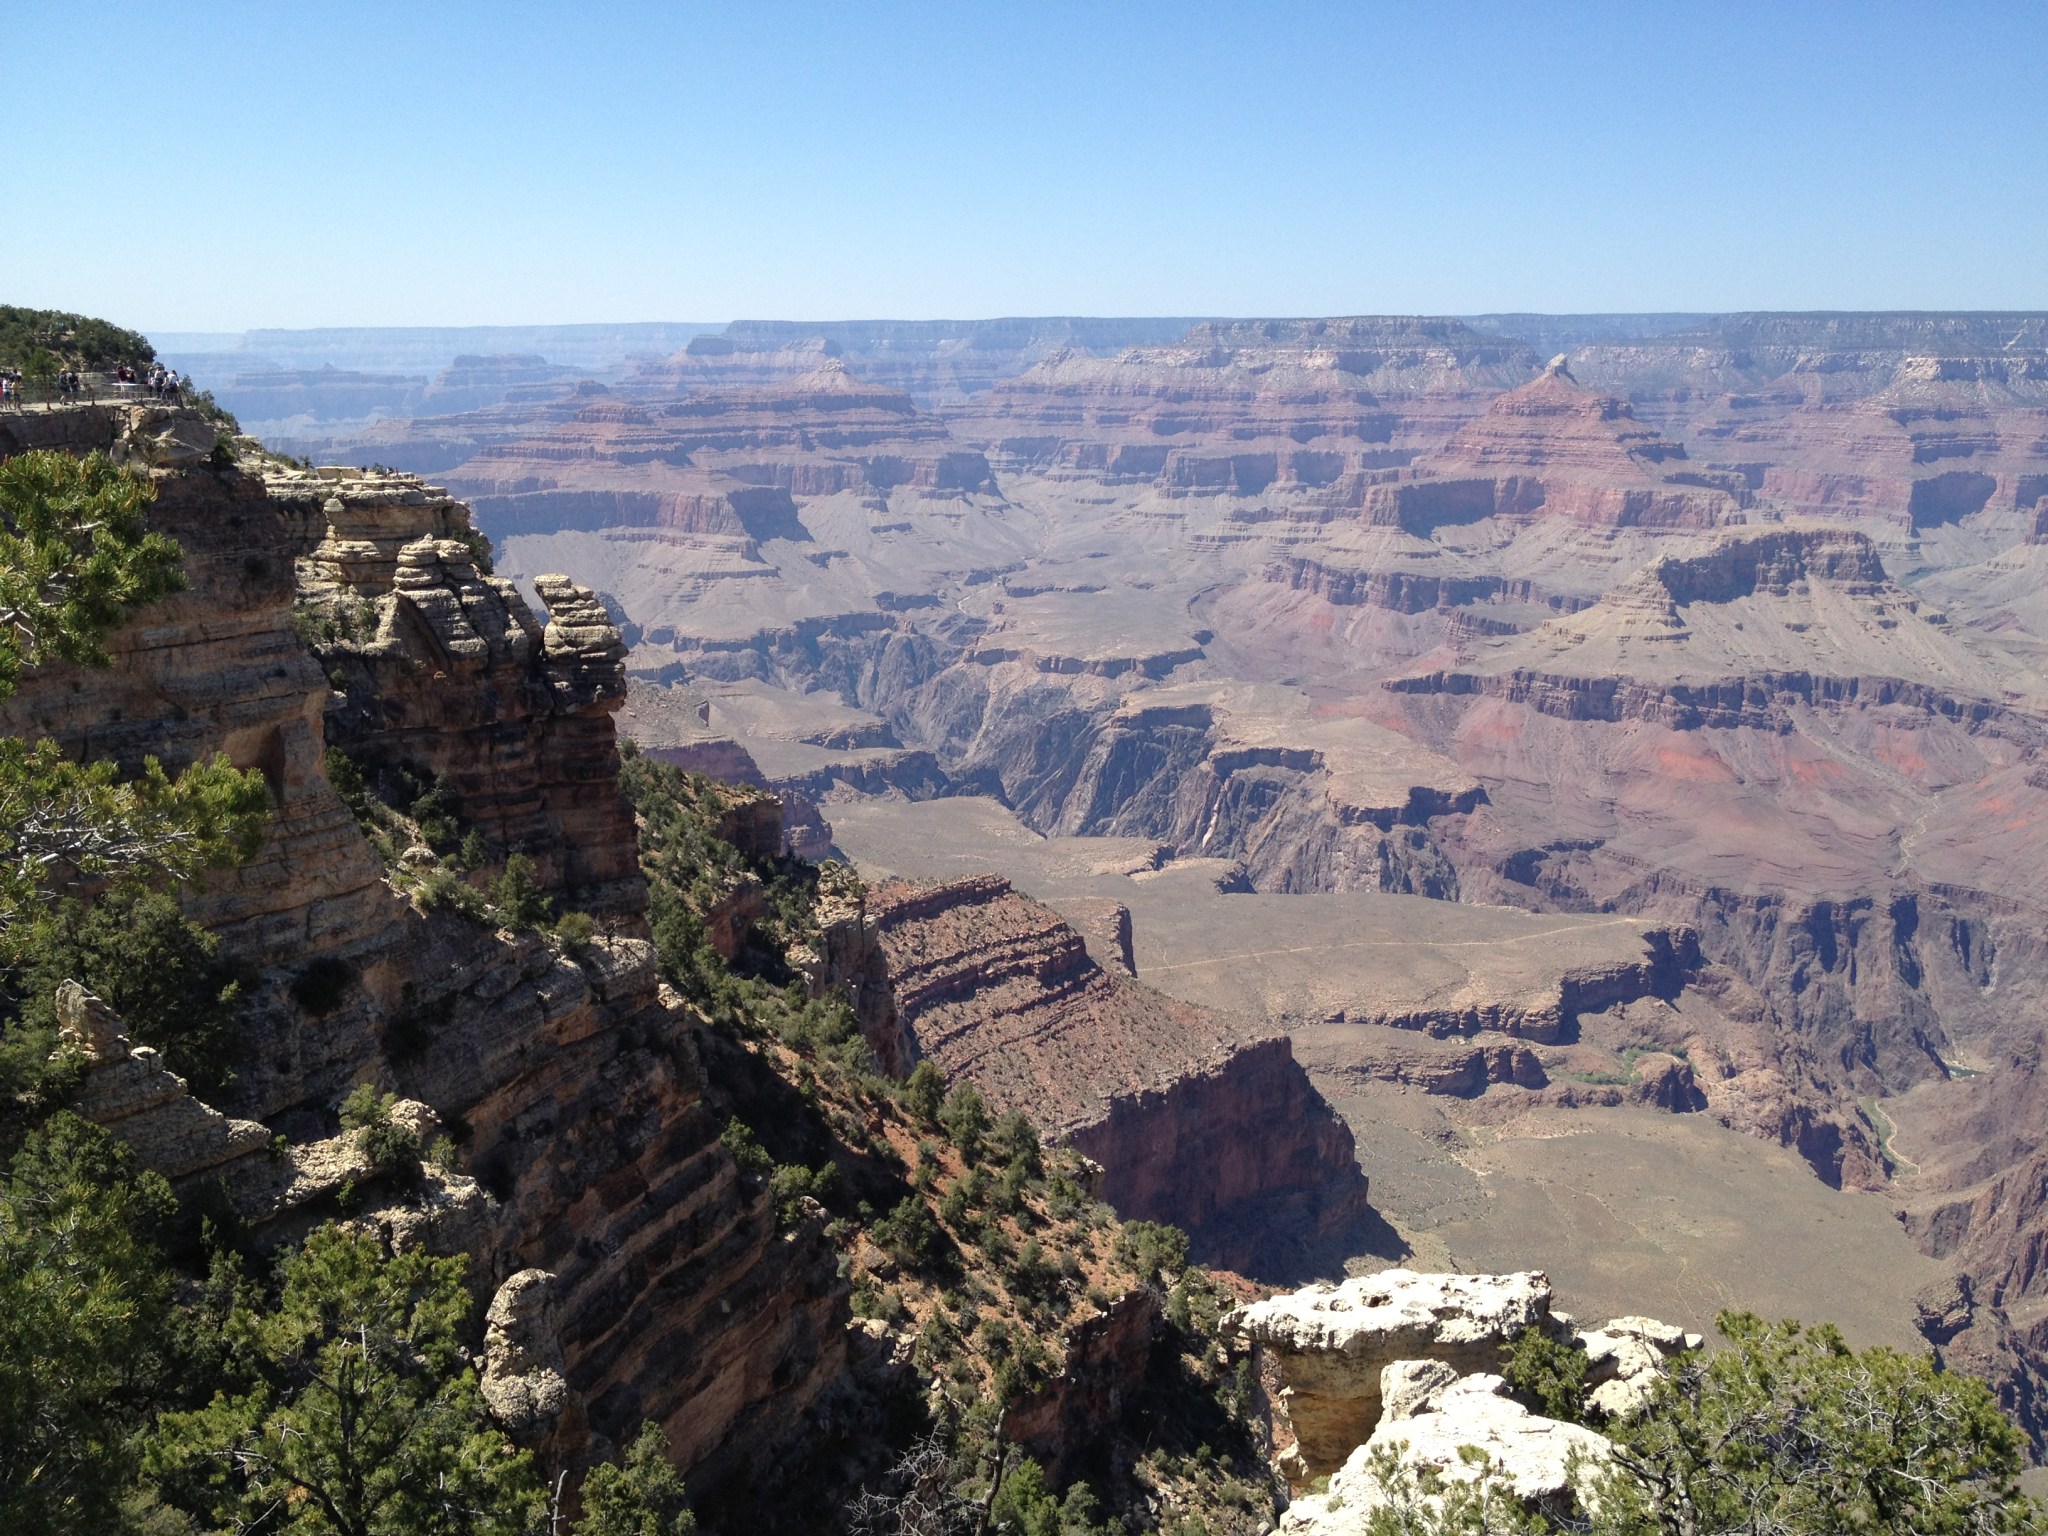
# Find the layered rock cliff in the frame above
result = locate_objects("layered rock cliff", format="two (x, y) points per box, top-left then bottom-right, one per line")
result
(0, 412), (850, 1500)
(864, 874), (1370, 1277)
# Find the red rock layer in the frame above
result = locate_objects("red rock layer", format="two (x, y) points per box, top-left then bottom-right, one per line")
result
(867, 875), (1370, 1275)
(1421, 361), (1748, 528)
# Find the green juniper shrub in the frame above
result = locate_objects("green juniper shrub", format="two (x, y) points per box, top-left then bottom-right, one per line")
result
(1115, 1219), (1190, 1289)
(323, 746), (369, 817)
(975, 1315), (1012, 1361)
(1167, 1280), (1195, 1334)
(555, 910), (598, 951)
(573, 1420), (696, 1536)
(939, 1080), (989, 1164)
(1007, 1238), (1062, 1312)
(489, 853), (553, 928)
(990, 1108), (1042, 1176)
(1501, 1325), (1594, 1425)
(339, 1083), (422, 1186)
(1353, 1444), (1546, 1536)
(395, 767), (462, 854)
(0, 1114), (179, 1536)
(872, 1194), (944, 1272)
(455, 527), (496, 577)
(903, 1058), (946, 1123)
(0, 307), (154, 373)
(977, 1224), (1014, 1267)
(719, 1120), (772, 1182)
(768, 1161), (839, 1228)
(913, 1307), (957, 1371)
(4, 886), (245, 1102)
(942, 1166), (988, 1224)
(295, 602), (339, 648)
(1044, 1166), (1088, 1223)
(940, 1175), (974, 1229)
(1585, 1310), (2037, 1536)
(414, 866), (492, 921)
(0, 447), (185, 691)
(145, 1226), (546, 1536)
(994, 1158), (1034, 1216)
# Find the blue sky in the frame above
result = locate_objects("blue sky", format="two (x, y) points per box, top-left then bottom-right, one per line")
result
(6, 1), (2043, 329)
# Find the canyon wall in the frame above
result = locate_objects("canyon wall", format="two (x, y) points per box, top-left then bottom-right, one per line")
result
(0, 409), (848, 1494)
(865, 874), (1371, 1277)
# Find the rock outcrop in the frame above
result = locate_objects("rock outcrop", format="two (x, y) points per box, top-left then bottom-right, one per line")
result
(1227, 1270), (1556, 1477)
(1281, 1370), (1612, 1532)
(1580, 1316), (1703, 1421)
(867, 874), (1371, 1276)
(55, 981), (271, 1184)
(481, 1269), (578, 1453)
(291, 471), (643, 920)
(1240, 1271), (1702, 1526)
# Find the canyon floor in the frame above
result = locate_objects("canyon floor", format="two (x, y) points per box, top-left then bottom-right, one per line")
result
(827, 794), (1944, 1352)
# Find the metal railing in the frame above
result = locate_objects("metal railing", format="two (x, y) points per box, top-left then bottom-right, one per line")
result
(0, 370), (192, 411)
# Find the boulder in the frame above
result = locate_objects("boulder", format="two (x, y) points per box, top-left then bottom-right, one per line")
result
(481, 1269), (572, 1446)
(1379, 1358), (1460, 1422)
(1228, 1269), (1555, 1479)
(1282, 1372), (1612, 1533)
(1581, 1315), (1702, 1421)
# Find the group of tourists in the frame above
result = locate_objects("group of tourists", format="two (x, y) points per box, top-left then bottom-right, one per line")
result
(113, 362), (184, 400)
(0, 361), (185, 404)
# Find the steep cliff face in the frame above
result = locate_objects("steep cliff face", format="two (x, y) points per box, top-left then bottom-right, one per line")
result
(0, 415), (850, 1496)
(865, 874), (1370, 1277)
(278, 463), (645, 918)
(0, 411), (401, 1052)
